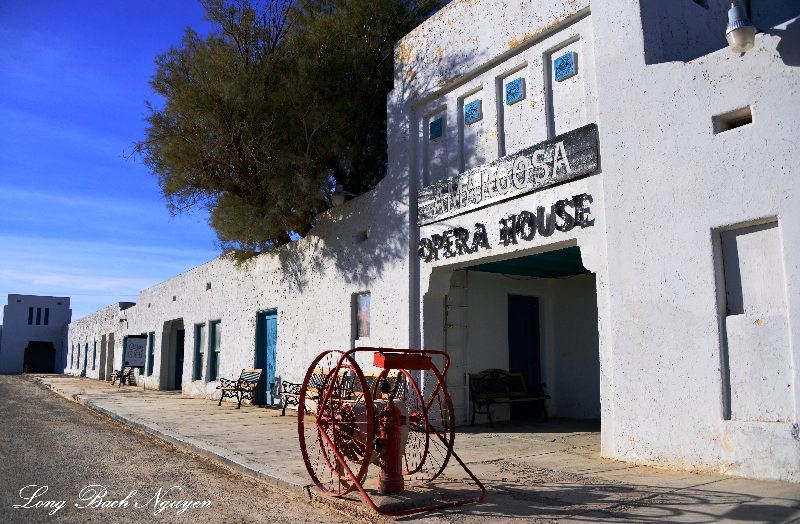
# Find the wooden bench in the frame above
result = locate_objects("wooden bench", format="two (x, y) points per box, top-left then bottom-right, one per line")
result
(468, 368), (551, 428)
(217, 369), (263, 409)
(280, 370), (350, 416)
(110, 367), (137, 388)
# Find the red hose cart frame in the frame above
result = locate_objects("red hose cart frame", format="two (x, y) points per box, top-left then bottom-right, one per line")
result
(297, 348), (486, 516)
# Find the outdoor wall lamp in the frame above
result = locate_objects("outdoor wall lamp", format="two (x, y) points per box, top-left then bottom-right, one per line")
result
(726, 2), (756, 53)
(331, 183), (356, 207)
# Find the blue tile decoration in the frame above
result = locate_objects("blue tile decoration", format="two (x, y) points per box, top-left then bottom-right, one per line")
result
(554, 51), (577, 82)
(505, 77), (525, 105)
(429, 117), (443, 141)
(464, 99), (482, 125)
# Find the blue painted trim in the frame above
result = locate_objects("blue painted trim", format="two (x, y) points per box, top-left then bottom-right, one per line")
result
(505, 77), (525, 105)
(464, 99), (482, 125)
(256, 309), (278, 406)
(554, 52), (577, 82)
(194, 324), (205, 381)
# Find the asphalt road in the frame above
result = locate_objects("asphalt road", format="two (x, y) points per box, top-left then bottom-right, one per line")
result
(0, 375), (350, 523)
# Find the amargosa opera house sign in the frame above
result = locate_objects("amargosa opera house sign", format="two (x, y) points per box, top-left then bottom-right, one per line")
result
(418, 193), (594, 262)
(417, 124), (598, 225)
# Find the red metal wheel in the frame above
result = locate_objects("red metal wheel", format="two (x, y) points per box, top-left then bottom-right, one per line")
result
(298, 350), (374, 496)
(372, 366), (455, 484)
(409, 366), (455, 484)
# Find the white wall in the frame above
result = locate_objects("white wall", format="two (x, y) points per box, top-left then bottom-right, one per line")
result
(64, 174), (413, 402)
(1, 294), (71, 374)
(593, 2), (800, 480)
(65, 303), (127, 379)
(406, 0), (800, 481)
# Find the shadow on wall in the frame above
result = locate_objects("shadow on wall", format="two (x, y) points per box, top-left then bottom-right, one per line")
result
(273, 46), (483, 292)
(770, 18), (800, 67)
(640, 0), (732, 64)
(275, 181), (407, 293)
(640, 0), (800, 64)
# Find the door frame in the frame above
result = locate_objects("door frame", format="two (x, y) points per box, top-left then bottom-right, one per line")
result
(255, 309), (278, 406)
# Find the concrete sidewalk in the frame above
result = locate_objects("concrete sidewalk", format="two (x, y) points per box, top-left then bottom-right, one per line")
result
(30, 375), (800, 523)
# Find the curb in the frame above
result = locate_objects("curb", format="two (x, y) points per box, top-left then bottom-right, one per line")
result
(33, 377), (314, 501)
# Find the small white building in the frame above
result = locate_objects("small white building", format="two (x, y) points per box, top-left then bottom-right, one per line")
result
(65, 0), (800, 482)
(0, 294), (72, 374)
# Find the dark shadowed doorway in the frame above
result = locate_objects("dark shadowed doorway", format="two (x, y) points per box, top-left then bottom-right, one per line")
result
(508, 295), (541, 418)
(24, 341), (56, 373)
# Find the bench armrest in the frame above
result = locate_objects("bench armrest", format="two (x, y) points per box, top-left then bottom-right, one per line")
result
(281, 381), (302, 396)
(218, 377), (238, 389)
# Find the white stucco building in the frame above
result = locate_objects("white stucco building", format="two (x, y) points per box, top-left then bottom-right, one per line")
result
(0, 294), (71, 374)
(64, 0), (800, 482)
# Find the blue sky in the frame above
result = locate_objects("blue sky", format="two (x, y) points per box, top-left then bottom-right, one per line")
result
(0, 1), (220, 320)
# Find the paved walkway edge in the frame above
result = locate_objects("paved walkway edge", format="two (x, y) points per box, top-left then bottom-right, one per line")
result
(31, 377), (314, 502)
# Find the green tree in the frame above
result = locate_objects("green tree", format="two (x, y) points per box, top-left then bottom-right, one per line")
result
(137, 0), (443, 256)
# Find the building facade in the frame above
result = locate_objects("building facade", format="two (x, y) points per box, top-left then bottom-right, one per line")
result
(64, 0), (800, 481)
(1, 294), (71, 374)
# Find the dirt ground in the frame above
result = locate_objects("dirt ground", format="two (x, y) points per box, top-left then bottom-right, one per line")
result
(0, 375), (358, 523)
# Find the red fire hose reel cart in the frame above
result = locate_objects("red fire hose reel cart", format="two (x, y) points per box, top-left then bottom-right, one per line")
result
(297, 348), (486, 516)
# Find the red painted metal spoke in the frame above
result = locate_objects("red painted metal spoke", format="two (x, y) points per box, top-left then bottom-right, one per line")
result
(298, 348), (485, 517)
(411, 367), (455, 484)
(298, 351), (374, 496)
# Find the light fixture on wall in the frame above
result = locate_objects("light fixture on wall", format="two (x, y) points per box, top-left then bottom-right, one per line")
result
(726, 2), (756, 53)
(331, 183), (356, 207)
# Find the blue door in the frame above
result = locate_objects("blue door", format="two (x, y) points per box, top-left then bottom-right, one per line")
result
(256, 310), (277, 406)
(508, 295), (541, 419)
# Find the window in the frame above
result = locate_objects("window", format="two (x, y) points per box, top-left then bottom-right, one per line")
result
(146, 332), (155, 376)
(70, 344), (74, 368)
(209, 321), (221, 381)
(36, 308), (42, 325)
(429, 117), (443, 141)
(92, 341), (96, 370)
(28, 307), (33, 325)
(194, 324), (206, 381)
(356, 293), (370, 339)
(44, 308), (49, 326)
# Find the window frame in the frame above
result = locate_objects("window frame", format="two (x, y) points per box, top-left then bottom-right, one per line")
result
(209, 320), (221, 382)
(355, 292), (371, 340)
(194, 323), (206, 381)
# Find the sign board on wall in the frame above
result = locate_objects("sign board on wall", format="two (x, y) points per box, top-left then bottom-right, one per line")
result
(417, 123), (599, 225)
(124, 335), (148, 368)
